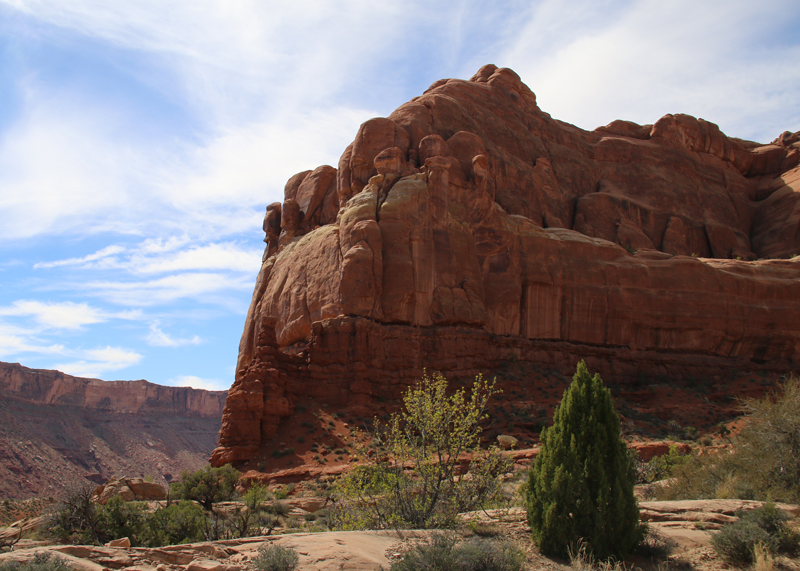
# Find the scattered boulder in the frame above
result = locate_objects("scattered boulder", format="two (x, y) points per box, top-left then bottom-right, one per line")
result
(629, 441), (692, 462)
(92, 478), (166, 504)
(496, 435), (518, 450)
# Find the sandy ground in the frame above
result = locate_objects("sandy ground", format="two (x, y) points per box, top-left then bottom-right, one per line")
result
(2, 500), (799, 571)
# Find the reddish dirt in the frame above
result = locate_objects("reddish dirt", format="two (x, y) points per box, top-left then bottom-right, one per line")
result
(235, 365), (784, 482)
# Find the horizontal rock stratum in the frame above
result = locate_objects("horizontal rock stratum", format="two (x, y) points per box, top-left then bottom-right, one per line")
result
(0, 361), (226, 417)
(211, 64), (800, 466)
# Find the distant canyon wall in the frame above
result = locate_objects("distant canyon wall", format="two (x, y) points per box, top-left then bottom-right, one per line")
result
(0, 361), (228, 498)
(0, 361), (226, 418)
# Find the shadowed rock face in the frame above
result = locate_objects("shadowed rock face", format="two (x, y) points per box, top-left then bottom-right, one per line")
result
(212, 65), (800, 466)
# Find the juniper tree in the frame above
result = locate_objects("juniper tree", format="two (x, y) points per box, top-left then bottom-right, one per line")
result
(526, 361), (644, 561)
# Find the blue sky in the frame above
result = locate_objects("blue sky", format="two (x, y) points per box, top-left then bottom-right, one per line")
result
(1, 0), (798, 391)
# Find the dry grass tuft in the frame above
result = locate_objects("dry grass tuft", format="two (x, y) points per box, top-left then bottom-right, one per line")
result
(568, 540), (630, 571)
(753, 541), (774, 571)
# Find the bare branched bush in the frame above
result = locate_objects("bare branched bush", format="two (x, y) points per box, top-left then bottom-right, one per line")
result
(48, 483), (101, 544)
(332, 372), (512, 530)
(0, 528), (21, 553)
(657, 375), (800, 502)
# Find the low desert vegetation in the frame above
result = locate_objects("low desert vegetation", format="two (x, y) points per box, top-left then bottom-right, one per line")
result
(47, 468), (290, 546)
(170, 464), (241, 510)
(709, 503), (800, 565)
(331, 372), (512, 530)
(655, 375), (800, 502)
(386, 533), (523, 571)
(634, 444), (691, 484)
(250, 544), (300, 571)
(49, 488), (208, 546)
(49, 483), (104, 544)
(138, 500), (207, 545)
(0, 552), (70, 571)
(27, 364), (800, 571)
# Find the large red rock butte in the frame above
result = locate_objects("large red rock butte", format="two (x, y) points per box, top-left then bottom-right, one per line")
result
(211, 64), (800, 467)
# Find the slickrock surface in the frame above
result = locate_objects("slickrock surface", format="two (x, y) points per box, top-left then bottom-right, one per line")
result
(2, 501), (797, 571)
(0, 362), (227, 499)
(0, 531), (422, 571)
(213, 64), (800, 467)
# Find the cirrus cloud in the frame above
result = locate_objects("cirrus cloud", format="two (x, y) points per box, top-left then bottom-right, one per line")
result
(53, 346), (142, 379)
(0, 300), (141, 330)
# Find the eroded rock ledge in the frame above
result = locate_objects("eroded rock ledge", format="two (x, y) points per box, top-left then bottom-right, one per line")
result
(211, 65), (800, 466)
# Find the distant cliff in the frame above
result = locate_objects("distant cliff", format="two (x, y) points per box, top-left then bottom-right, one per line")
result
(0, 362), (226, 418)
(0, 361), (228, 499)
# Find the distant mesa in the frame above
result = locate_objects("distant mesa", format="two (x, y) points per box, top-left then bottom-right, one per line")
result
(0, 361), (227, 499)
(211, 64), (800, 467)
(0, 361), (227, 417)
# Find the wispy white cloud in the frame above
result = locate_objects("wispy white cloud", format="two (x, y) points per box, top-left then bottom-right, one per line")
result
(2, 1), (404, 116)
(0, 89), (150, 239)
(168, 374), (228, 391)
(146, 322), (201, 348)
(0, 300), (141, 330)
(53, 346), (142, 378)
(0, 322), (67, 359)
(0, 76), (377, 241)
(0, 301), (143, 374)
(0, 0), (401, 242)
(503, 0), (800, 142)
(84, 272), (252, 306)
(0, 314), (141, 377)
(36, 239), (262, 274)
(34, 245), (127, 269)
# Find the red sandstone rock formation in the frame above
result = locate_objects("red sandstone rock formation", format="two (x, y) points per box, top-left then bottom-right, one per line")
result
(211, 65), (800, 466)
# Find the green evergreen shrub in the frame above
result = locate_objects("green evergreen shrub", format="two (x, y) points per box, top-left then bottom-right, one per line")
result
(526, 360), (644, 560)
(170, 464), (240, 510)
(94, 495), (148, 545)
(140, 501), (208, 546)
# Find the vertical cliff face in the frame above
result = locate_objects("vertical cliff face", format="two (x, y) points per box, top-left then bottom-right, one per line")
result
(0, 362), (227, 499)
(212, 65), (800, 467)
